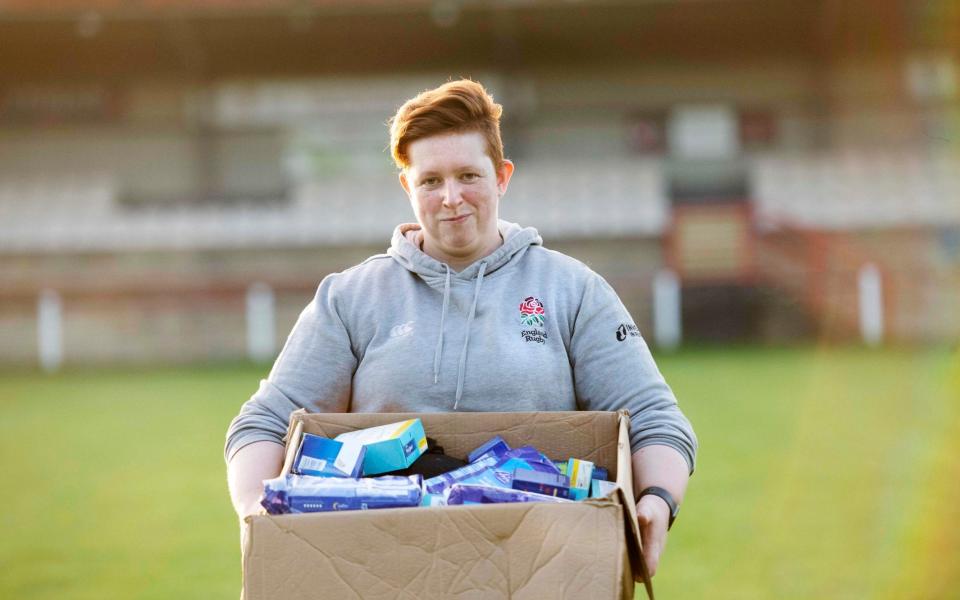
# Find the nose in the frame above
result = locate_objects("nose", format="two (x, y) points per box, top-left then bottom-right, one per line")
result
(441, 180), (464, 207)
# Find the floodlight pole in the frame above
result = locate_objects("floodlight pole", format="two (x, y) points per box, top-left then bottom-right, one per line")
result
(858, 263), (884, 347)
(38, 289), (63, 372)
(246, 282), (276, 362)
(653, 269), (682, 350)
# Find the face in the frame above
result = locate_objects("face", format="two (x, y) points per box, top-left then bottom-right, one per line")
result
(400, 131), (514, 270)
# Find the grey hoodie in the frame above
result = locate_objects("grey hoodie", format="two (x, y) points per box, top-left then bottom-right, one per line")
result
(225, 220), (697, 472)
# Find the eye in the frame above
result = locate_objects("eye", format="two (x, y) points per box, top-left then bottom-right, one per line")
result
(460, 172), (480, 182)
(420, 176), (441, 187)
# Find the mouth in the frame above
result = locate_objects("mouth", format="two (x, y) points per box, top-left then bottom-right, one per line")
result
(442, 214), (471, 223)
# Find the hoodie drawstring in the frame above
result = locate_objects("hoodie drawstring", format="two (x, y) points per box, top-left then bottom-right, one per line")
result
(453, 262), (486, 410)
(432, 265), (451, 384)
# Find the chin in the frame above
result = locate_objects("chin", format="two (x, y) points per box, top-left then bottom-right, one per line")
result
(442, 237), (478, 251)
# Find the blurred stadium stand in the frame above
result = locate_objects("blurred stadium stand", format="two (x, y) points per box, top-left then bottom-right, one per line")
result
(0, 0), (958, 365)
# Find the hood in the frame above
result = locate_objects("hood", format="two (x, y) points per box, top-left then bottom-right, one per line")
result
(387, 219), (542, 284)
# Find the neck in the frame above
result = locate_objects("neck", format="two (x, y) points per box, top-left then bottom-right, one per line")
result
(422, 233), (504, 272)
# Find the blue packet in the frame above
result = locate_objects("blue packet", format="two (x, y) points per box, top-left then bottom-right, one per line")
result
(447, 483), (573, 505)
(511, 468), (572, 498)
(459, 465), (515, 489)
(423, 455), (499, 495)
(334, 419), (428, 476)
(566, 459), (594, 501)
(554, 461), (608, 481)
(467, 436), (512, 463)
(590, 479), (618, 499)
(261, 474), (422, 514)
(494, 446), (560, 474)
(459, 447), (564, 490)
(293, 433), (365, 478)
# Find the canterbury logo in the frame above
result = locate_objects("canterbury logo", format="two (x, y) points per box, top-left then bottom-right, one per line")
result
(390, 321), (415, 338)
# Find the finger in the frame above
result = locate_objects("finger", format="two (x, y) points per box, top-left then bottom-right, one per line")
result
(635, 502), (654, 526)
(637, 507), (666, 579)
(643, 542), (660, 578)
(639, 520), (660, 577)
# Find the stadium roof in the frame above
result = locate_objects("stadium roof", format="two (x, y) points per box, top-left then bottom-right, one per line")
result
(0, 0), (612, 18)
(3, 0), (426, 11)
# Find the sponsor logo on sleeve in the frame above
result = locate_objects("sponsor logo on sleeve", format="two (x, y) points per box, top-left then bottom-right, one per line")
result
(616, 323), (641, 342)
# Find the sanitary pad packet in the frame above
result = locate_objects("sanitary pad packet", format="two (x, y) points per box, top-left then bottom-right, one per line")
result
(261, 474), (422, 514)
(293, 433), (365, 478)
(466, 436), (512, 463)
(446, 483), (574, 505)
(511, 468), (572, 498)
(334, 419), (428, 476)
(423, 455), (499, 495)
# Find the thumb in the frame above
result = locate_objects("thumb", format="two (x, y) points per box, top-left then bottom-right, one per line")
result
(636, 500), (666, 578)
(636, 500), (655, 526)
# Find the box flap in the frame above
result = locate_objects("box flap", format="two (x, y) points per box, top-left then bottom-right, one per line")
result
(614, 411), (653, 599)
(244, 501), (627, 599)
(279, 419), (303, 477)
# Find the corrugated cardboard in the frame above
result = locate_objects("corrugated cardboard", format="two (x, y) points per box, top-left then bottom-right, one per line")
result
(242, 411), (652, 600)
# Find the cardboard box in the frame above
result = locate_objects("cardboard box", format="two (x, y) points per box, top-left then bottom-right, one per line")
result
(242, 410), (651, 600)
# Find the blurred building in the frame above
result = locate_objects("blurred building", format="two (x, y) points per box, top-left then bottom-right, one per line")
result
(0, 0), (958, 366)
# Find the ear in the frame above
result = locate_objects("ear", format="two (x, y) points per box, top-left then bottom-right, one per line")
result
(496, 159), (515, 195)
(399, 170), (412, 198)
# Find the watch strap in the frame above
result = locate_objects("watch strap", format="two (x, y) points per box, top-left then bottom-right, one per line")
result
(638, 486), (679, 530)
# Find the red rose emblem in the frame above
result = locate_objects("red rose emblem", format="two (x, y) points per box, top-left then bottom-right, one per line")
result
(519, 296), (546, 325)
(519, 297), (544, 314)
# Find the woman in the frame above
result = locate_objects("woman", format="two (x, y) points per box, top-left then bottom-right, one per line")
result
(225, 79), (696, 578)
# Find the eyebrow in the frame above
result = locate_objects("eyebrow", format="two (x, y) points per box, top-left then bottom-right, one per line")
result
(417, 165), (483, 177)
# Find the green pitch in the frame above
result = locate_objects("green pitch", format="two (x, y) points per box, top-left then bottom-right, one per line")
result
(0, 347), (957, 599)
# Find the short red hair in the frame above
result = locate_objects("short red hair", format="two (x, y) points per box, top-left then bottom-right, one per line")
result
(389, 79), (504, 170)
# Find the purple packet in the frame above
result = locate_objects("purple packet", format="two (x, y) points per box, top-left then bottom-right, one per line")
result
(467, 436), (512, 463)
(511, 468), (571, 498)
(260, 474), (422, 514)
(447, 483), (574, 505)
(494, 446), (561, 474)
(423, 455), (499, 494)
(460, 466), (515, 489)
(456, 446), (564, 491)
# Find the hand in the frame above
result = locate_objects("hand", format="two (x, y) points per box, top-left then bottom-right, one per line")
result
(227, 441), (284, 521)
(635, 494), (671, 578)
(237, 500), (266, 552)
(240, 499), (266, 521)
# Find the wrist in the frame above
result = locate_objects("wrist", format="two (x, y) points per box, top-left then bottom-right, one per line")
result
(637, 486), (679, 530)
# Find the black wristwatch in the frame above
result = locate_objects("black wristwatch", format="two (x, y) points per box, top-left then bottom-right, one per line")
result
(638, 486), (679, 530)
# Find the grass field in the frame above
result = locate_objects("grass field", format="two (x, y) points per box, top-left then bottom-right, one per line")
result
(1, 346), (957, 599)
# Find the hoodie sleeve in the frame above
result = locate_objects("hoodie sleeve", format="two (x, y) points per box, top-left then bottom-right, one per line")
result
(224, 275), (357, 463)
(570, 272), (698, 474)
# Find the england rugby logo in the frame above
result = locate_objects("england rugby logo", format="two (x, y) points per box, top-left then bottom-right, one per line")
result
(519, 296), (546, 327)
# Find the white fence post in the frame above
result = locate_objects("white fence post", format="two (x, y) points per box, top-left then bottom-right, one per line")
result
(246, 282), (276, 362)
(37, 289), (63, 372)
(858, 263), (884, 346)
(653, 269), (682, 350)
